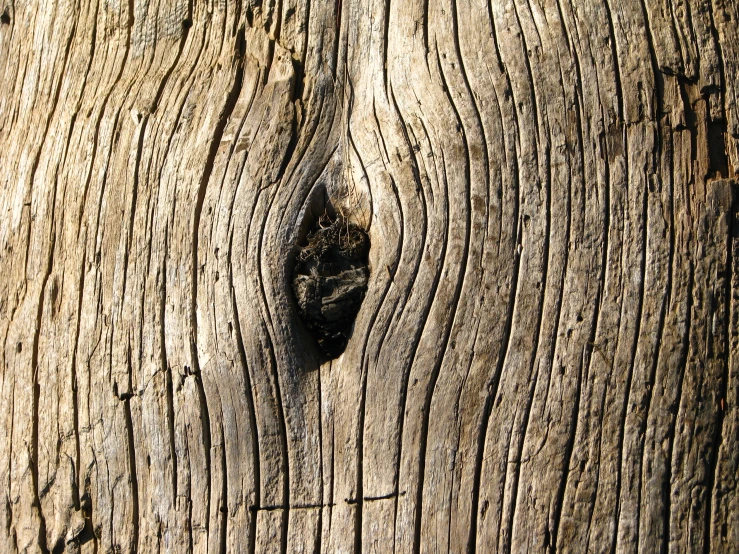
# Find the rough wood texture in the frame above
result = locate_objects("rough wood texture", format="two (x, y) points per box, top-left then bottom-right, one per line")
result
(1, 0), (737, 552)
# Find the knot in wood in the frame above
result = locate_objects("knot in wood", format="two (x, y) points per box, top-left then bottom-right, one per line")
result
(292, 213), (370, 358)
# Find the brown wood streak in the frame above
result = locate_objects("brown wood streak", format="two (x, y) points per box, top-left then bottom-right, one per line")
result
(0, 0), (737, 552)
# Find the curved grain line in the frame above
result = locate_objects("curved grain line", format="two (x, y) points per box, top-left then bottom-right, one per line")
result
(409, 44), (474, 553)
(429, 1), (498, 549)
(379, 90), (432, 549)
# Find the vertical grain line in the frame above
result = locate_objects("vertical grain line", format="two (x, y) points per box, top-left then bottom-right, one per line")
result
(630, 130), (671, 550)
(21, 0), (77, 275)
(18, 9), (80, 546)
(422, 0), (430, 64)
(509, 0), (540, 165)
(228, 229), (260, 554)
(551, 347), (585, 554)
(70, 0), (100, 233)
(382, 0), (391, 94)
(602, 0), (624, 123)
(220, 425), (228, 554)
(122, 395), (139, 554)
(298, 0), (311, 100)
(160, 231), (178, 499)
(189, 30), (246, 541)
(331, 0), (342, 79)
(70, 252), (87, 512)
(459, 0), (551, 549)
(538, 141), (574, 554)
(470, 13), (523, 548)
(550, 37), (594, 547)
(251, 168), (292, 551)
(468, 276), (518, 554)
(120, 0), (191, 294)
(193, 369), (212, 535)
(664, 259), (694, 552)
(354, 356), (366, 554)
(30, 231), (55, 554)
(122, 340), (139, 553)
(267, 334), (290, 554)
(612, 133), (649, 554)
(704, 186), (736, 553)
(315, 360), (324, 554)
(491, 2), (550, 548)
(635, 0), (664, 120)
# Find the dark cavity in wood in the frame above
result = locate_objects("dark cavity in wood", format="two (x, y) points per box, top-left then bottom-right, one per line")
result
(292, 212), (370, 358)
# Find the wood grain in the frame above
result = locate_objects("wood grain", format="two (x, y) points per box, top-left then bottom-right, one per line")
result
(0, 0), (736, 552)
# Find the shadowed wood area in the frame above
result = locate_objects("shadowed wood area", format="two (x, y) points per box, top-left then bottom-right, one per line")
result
(0, 0), (738, 552)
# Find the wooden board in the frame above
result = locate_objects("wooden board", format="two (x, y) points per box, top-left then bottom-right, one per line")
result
(0, 0), (737, 552)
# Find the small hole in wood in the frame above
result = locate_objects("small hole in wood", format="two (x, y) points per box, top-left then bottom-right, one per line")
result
(292, 211), (370, 358)
(0, 9), (10, 25)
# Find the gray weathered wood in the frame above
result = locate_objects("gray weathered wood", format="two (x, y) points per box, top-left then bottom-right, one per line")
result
(0, 0), (737, 552)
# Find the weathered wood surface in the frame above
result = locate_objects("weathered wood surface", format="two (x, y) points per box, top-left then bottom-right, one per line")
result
(1, 0), (737, 552)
